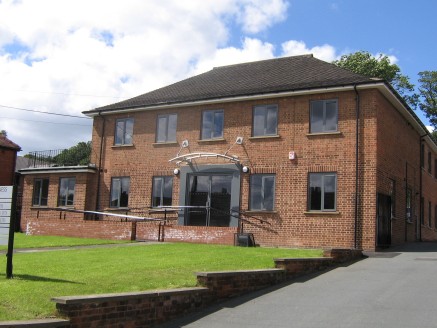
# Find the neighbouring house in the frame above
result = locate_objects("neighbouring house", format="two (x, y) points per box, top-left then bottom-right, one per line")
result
(0, 132), (21, 186)
(19, 55), (437, 250)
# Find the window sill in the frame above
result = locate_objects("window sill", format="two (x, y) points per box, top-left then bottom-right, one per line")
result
(245, 210), (277, 214)
(152, 142), (178, 146)
(112, 144), (134, 148)
(249, 135), (280, 140)
(105, 207), (131, 211)
(306, 131), (342, 137)
(304, 211), (340, 215)
(30, 206), (48, 209)
(197, 138), (226, 143)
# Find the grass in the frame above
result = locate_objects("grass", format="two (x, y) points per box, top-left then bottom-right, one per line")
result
(0, 233), (131, 250)
(0, 236), (323, 321)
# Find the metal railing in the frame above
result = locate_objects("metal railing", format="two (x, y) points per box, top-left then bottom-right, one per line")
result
(26, 145), (91, 168)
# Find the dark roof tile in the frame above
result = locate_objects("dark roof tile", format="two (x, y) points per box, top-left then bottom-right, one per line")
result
(84, 55), (380, 114)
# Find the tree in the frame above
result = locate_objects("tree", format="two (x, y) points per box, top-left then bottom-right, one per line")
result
(418, 71), (437, 129)
(333, 51), (417, 107)
(53, 141), (92, 166)
(0, 130), (6, 136)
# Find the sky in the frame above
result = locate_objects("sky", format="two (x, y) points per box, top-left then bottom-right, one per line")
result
(0, 0), (436, 154)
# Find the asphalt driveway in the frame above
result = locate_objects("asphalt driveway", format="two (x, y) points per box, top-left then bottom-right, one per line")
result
(158, 242), (437, 328)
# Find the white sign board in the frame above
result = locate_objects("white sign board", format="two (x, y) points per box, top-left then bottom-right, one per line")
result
(0, 186), (13, 245)
(0, 186), (13, 199)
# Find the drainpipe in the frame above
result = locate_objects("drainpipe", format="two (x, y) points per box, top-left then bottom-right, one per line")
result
(95, 112), (106, 213)
(419, 134), (427, 241)
(354, 85), (360, 249)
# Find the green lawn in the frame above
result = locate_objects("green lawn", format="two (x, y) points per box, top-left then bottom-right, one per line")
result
(0, 233), (130, 250)
(0, 236), (322, 321)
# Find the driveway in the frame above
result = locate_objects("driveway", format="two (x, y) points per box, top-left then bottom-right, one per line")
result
(158, 242), (437, 328)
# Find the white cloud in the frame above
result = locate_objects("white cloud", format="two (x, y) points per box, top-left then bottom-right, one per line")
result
(236, 0), (289, 34)
(281, 40), (338, 62)
(426, 126), (434, 133)
(0, 0), (299, 154)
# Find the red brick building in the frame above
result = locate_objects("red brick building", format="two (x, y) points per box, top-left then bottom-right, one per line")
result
(20, 55), (437, 250)
(0, 132), (21, 186)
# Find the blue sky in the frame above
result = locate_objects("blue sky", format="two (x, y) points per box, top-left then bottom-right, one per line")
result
(0, 0), (435, 154)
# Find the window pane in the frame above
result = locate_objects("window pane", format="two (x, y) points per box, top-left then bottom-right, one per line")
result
(309, 174), (322, 210)
(33, 179), (42, 205)
(263, 176), (275, 211)
(310, 101), (324, 133)
(110, 178), (121, 207)
(202, 111), (213, 139)
(67, 178), (75, 206)
(325, 101), (338, 132)
(163, 177), (173, 206)
(41, 179), (49, 206)
(213, 111), (224, 138)
(125, 119), (133, 144)
(167, 114), (177, 142)
(120, 178), (130, 207)
(115, 120), (124, 144)
(157, 116), (167, 142)
(253, 107), (265, 136)
(323, 175), (336, 210)
(250, 175), (263, 210)
(152, 177), (162, 207)
(266, 107), (277, 135)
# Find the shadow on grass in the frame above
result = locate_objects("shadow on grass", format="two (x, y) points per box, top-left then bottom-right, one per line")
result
(0, 273), (85, 284)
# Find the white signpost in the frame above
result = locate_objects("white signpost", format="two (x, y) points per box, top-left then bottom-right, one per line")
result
(0, 186), (15, 278)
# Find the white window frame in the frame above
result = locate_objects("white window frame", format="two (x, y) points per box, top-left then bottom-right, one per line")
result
(310, 99), (338, 133)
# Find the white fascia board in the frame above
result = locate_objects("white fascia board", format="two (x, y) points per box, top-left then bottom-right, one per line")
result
(19, 166), (96, 175)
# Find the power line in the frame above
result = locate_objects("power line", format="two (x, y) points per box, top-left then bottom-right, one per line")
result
(0, 116), (92, 126)
(0, 105), (91, 119)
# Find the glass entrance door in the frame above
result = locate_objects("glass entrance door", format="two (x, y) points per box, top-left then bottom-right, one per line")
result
(186, 174), (233, 227)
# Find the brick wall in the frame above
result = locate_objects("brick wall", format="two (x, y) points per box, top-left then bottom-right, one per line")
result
(0, 147), (17, 186)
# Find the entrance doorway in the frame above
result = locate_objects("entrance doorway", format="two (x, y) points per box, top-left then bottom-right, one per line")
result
(377, 193), (392, 247)
(186, 174), (233, 227)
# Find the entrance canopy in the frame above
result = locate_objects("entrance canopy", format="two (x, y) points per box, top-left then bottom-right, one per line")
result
(169, 152), (240, 166)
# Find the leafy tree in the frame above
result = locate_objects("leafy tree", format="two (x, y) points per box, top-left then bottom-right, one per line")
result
(0, 130), (7, 136)
(333, 51), (417, 107)
(53, 141), (92, 166)
(417, 71), (437, 129)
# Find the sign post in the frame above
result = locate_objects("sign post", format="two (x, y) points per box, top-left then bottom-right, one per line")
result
(0, 186), (16, 279)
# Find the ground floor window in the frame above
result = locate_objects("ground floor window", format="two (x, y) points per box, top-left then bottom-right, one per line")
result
(110, 177), (130, 208)
(33, 178), (49, 206)
(250, 174), (275, 211)
(58, 177), (76, 206)
(308, 172), (337, 211)
(152, 176), (173, 207)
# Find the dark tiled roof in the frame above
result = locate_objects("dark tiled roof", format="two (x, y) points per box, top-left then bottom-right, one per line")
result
(84, 55), (381, 114)
(0, 134), (21, 151)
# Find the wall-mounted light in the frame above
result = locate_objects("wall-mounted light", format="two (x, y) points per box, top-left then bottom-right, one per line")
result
(173, 168), (180, 175)
(242, 166), (250, 173)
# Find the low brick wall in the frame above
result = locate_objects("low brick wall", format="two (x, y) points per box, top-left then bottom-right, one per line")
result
(26, 218), (134, 240)
(274, 257), (333, 278)
(196, 269), (286, 299)
(323, 248), (363, 263)
(52, 288), (211, 328)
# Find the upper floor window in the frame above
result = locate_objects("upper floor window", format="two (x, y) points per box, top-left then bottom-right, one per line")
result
(156, 114), (177, 143)
(152, 176), (173, 207)
(253, 105), (278, 137)
(33, 178), (49, 206)
(110, 177), (130, 208)
(308, 172), (337, 211)
(115, 118), (134, 145)
(201, 110), (224, 140)
(58, 177), (75, 207)
(428, 151), (432, 174)
(310, 100), (338, 133)
(250, 174), (275, 211)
